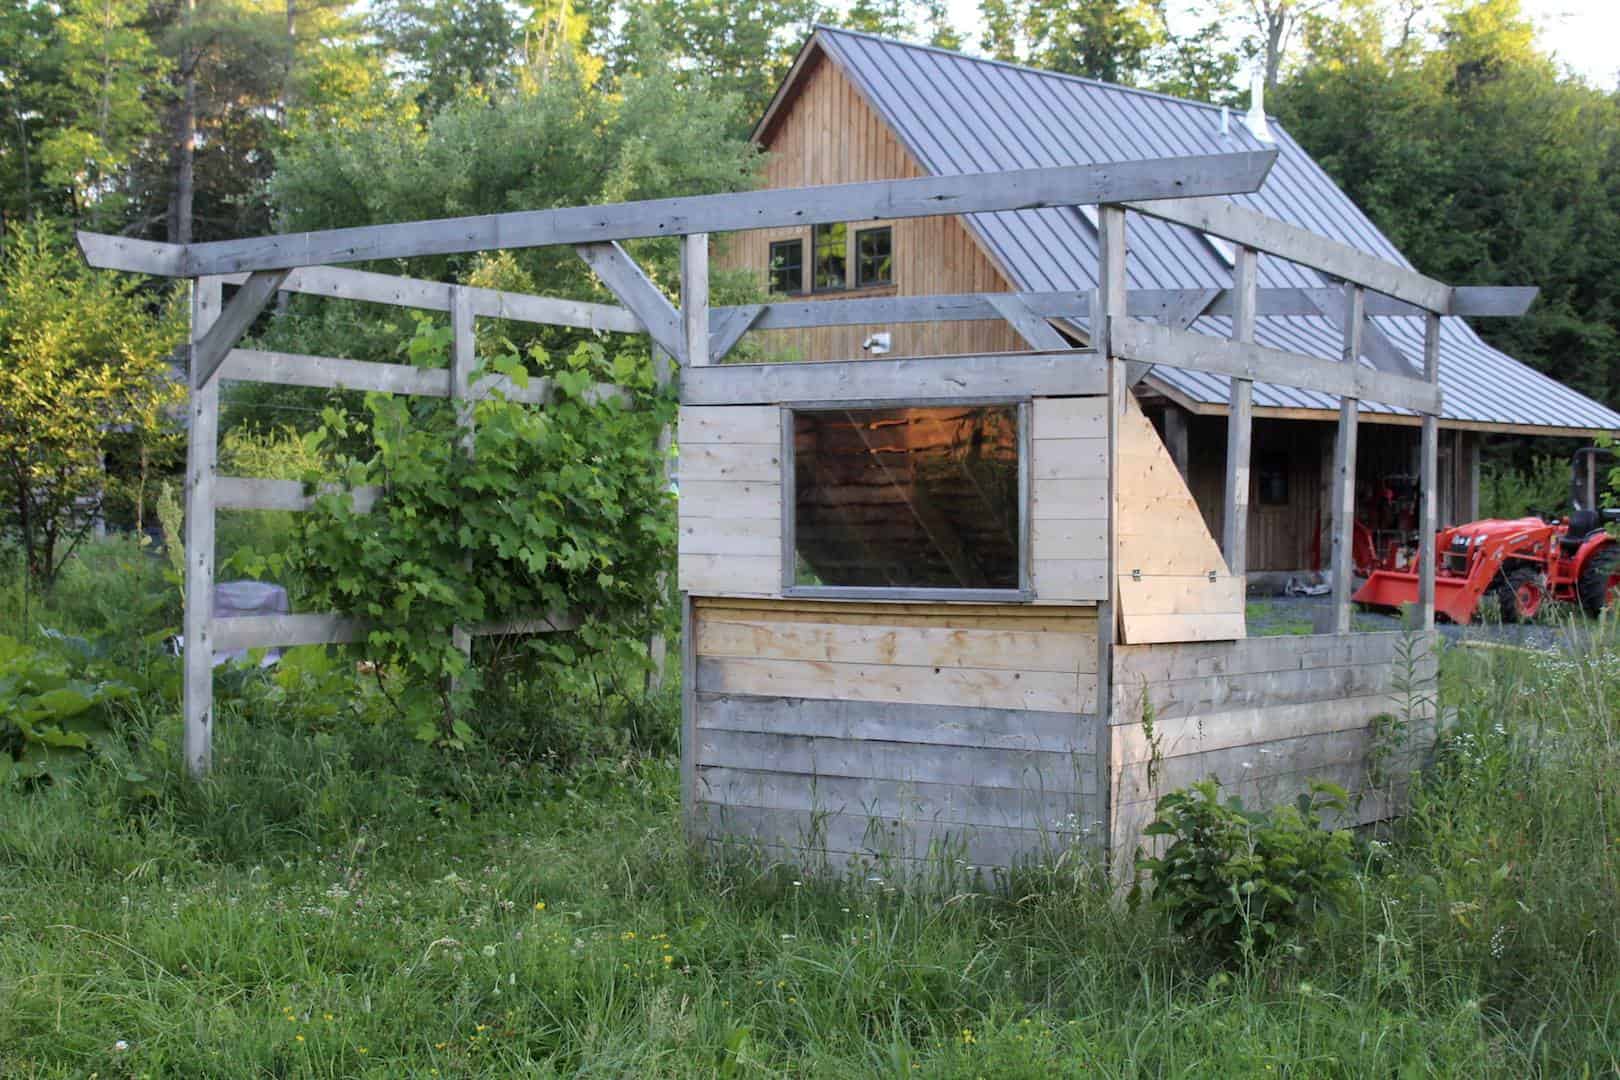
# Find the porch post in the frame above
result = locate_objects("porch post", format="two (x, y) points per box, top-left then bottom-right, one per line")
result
(1223, 244), (1257, 578)
(1326, 284), (1364, 634)
(182, 277), (222, 776)
(1418, 313), (1441, 630)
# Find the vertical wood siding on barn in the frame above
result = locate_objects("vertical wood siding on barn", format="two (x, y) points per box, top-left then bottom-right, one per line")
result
(691, 599), (1104, 870)
(1109, 631), (1437, 873)
(677, 406), (783, 596)
(713, 52), (1026, 362)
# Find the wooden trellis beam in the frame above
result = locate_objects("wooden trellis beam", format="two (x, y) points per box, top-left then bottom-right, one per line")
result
(80, 151), (1280, 276)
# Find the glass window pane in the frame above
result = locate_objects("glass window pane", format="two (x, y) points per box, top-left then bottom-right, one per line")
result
(793, 405), (1021, 590)
(813, 222), (846, 290)
(855, 226), (892, 287)
(768, 239), (802, 294)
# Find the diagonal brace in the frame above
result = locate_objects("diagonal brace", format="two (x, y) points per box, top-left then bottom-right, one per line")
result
(192, 270), (290, 387)
(709, 305), (763, 363)
(574, 242), (684, 362)
(985, 293), (1072, 351)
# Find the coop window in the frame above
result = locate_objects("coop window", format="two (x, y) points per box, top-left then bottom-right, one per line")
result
(1257, 453), (1289, 505)
(768, 239), (803, 294)
(787, 404), (1027, 597)
(812, 223), (847, 290)
(854, 226), (893, 287)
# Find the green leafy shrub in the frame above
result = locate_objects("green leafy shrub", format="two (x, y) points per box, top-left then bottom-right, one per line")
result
(1134, 779), (1355, 963)
(0, 633), (138, 784)
(296, 319), (675, 744)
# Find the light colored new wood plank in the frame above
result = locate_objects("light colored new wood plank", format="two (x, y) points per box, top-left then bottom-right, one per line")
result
(1030, 519), (1107, 555)
(1032, 559), (1108, 600)
(694, 617), (1095, 673)
(677, 480), (781, 519)
(679, 517), (780, 557)
(680, 444), (782, 483)
(694, 693), (1096, 753)
(1032, 478), (1108, 520)
(696, 655), (1094, 713)
(696, 728), (1091, 793)
(678, 554), (781, 596)
(695, 597), (1098, 631)
(1032, 396), (1107, 438)
(677, 405), (781, 446)
(1032, 438), (1107, 480)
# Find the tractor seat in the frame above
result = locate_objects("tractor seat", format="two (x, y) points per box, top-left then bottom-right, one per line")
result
(1564, 508), (1602, 551)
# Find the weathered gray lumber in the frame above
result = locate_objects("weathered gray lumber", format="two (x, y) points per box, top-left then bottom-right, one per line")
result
(696, 728), (1091, 793)
(220, 348), (450, 395)
(210, 610), (579, 650)
(694, 693), (1096, 754)
(576, 242), (684, 360)
(192, 270), (289, 386)
(213, 476), (384, 513)
(1303, 287), (1410, 375)
(697, 766), (1092, 833)
(679, 350), (1105, 405)
(1097, 204), (1125, 854)
(75, 231), (186, 276)
(985, 293), (1072, 350)
(681, 595), (698, 841)
(1223, 245), (1256, 577)
(1124, 196), (1453, 313)
(450, 287), (475, 666)
(682, 233), (710, 366)
(216, 264), (643, 333)
(709, 305), (763, 363)
(183, 278), (222, 777)
(1108, 319), (1440, 414)
(104, 151), (1277, 276)
(1326, 286), (1365, 634)
(721, 285), (1539, 332)
(1419, 313), (1441, 630)
(1110, 630), (1430, 683)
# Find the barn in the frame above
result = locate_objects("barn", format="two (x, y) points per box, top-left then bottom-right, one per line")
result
(713, 27), (1620, 584)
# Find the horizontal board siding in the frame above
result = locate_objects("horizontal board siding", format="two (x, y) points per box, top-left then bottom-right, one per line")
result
(678, 405), (783, 596)
(696, 693), (1094, 754)
(689, 599), (1104, 871)
(697, 767), (1092, 832)
(696, 804), (1090, 870)
(1107, 632), (1440, 867)
(1030, 396), (1108, 604)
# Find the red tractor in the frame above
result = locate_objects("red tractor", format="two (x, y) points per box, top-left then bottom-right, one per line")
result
(1354, 449), (1620, 624)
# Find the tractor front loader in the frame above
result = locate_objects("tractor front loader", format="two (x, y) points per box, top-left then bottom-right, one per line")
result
(1352, 449), (1620, 624)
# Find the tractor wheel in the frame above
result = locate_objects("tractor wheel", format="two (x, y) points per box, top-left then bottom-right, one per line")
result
(1491, 567), (1545, 623)
(1577, 545), (1620, 616)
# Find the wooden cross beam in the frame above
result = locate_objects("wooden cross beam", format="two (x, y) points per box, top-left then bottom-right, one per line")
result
(574, 242), (685, 360)
(78, 151), (1280, 276)
(191, 270), (289, 387)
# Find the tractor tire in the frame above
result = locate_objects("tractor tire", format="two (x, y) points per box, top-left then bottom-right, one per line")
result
(1577, 545), (1620, 616)
(1491, 567), (1545, 624)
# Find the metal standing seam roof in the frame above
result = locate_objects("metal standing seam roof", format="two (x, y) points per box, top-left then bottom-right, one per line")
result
(807, 27), (1620, 434)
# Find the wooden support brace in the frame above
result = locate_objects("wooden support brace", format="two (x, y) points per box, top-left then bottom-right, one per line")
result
(682, 234), (710, 367)
(575, 242), (684, 361)
(1096, 203), (1126, 877)
(1326, 285), (1365, 634)
(183, 278), (223, 776)
(1223, 245), (1257, 578)
(1303, 287), (1412, 375)
(985, 293), (1072, 350)
(192, 269), (289, 387)
(1418, 312), (1441, 631)
(709, 305), (763, 363)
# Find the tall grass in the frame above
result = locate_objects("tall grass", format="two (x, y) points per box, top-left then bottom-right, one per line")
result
(1, 553), (1618, 1074)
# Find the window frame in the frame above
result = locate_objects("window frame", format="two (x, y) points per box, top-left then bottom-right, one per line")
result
(853, 225), (894, 288)
(780, 400), (1033, 602)
(768, 238), (805, 295)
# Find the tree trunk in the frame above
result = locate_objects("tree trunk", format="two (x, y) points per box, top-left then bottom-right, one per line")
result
(168, 0), (197, 244)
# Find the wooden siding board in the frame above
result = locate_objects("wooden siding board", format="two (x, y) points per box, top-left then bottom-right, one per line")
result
(695, 618), (1096, 674)
(695, 655), (1095, 713)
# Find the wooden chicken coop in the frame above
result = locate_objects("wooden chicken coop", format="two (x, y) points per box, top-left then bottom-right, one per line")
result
(77, 148), (1530, 876)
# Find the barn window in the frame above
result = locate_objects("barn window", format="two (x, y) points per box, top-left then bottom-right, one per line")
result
(854, 226), (893, 287)
(768, 239), (803, 294)
(788, 404), (1027, 597)
(812, 223), (847, 290)
(1257, 452), (1289, 505)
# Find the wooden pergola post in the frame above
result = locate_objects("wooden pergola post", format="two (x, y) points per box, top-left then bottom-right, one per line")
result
(1223, 244), (1257, 579)
(1418, 312), (1441, 630)
(450, 285), (475, 666)
(182, 277), (222, 776)
(1098, 202), (1126, 864)
(1327, 284), (1365, 634)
